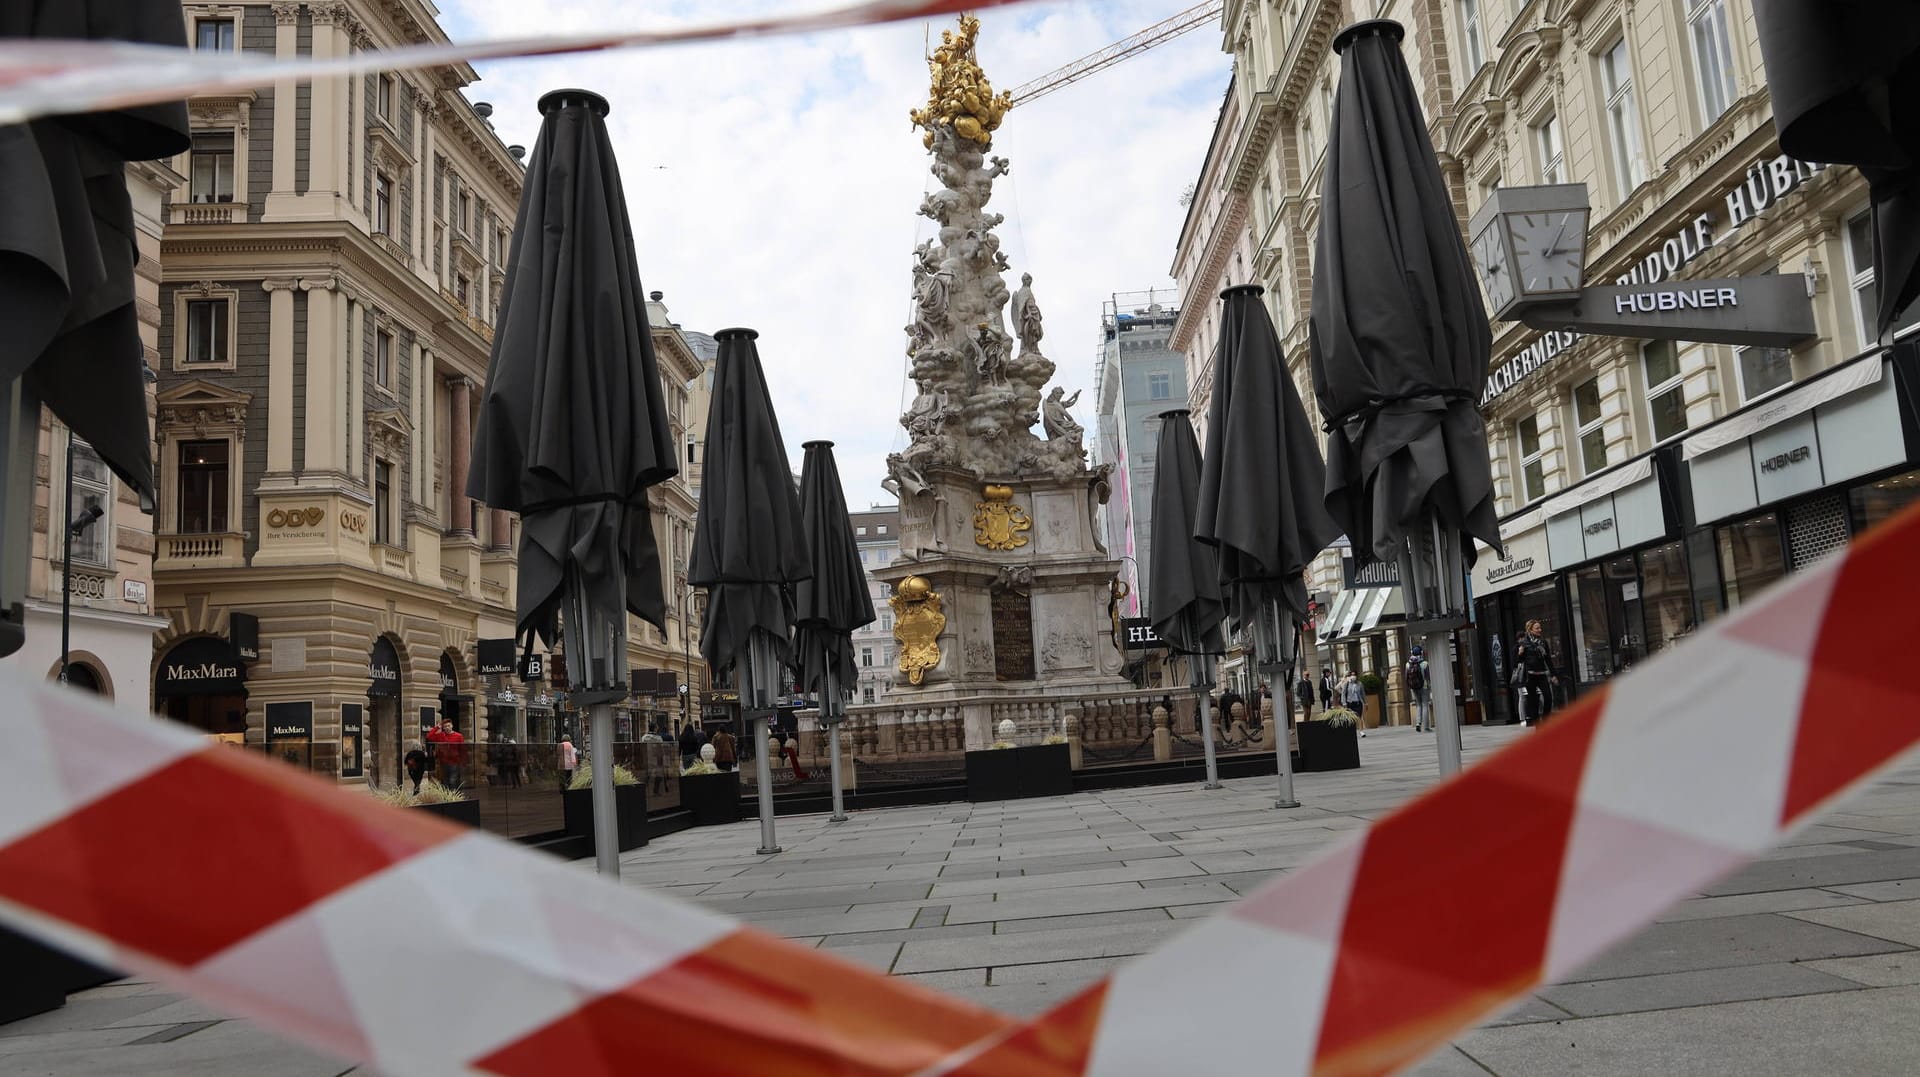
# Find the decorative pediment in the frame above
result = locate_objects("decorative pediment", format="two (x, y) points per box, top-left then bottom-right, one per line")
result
(1446, 97), (1506, 160)
(1493, 27), (1563, 101)
(187, 91), (255, 134)
(157, 380), (251, 435)
(365, 406), (413, 458)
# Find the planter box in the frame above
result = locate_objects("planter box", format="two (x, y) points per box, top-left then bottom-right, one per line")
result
(965, 743), (1072, 803)
(410, 798), (481, 828)
(1297, 720), (1361, 772)
(562, 785), (648, 852)
(680, 772), (743, 826)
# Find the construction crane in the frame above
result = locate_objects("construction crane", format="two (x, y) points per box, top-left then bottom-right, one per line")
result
(1006, 0), (1225, 108)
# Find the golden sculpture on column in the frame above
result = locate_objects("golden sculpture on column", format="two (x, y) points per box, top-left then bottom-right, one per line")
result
(889, 576), (946, 686)
(972, 484), (1031, 550)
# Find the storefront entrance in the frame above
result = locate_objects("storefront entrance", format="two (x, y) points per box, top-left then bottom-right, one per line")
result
(367, 637), (401, 788)
(154, 636), (248, 741)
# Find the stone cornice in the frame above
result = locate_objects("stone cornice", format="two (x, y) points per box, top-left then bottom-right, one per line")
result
(1275, 0), (1341, 115)
(1170, 194), (1250, 352)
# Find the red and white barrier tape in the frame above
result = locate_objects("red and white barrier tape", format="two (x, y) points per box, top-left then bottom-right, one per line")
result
(0, 0), (1035, 127)
(1, 503), (1917, 1076)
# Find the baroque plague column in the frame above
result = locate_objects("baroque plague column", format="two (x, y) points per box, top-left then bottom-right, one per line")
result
(871, 15), (1129, 748)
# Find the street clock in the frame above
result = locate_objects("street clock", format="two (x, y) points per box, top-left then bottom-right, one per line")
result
(1468, 183), (1592, 320)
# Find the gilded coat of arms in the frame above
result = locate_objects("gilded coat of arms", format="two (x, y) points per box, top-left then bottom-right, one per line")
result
(972, 484), (1031, 551)
(889, 576), (946, 686)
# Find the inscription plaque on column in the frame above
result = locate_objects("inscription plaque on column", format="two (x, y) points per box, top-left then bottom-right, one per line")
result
(991, 589), (1034, 681)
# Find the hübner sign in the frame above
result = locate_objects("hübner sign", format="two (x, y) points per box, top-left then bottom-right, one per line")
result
(1613, 286), (1739, 314)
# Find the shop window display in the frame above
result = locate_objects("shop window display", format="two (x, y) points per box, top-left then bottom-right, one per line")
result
(1851, 468), (1920, 533)
(1637, 541), (1694, 655)
(1716, 513), (1787, 610)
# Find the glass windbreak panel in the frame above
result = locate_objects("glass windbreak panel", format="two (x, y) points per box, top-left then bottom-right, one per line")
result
(1637, 540), (1694, 656)
(1605, 555), (1646, 675)
(1850, 468), (1920, 533)
(1716, 513), (1787, 609)
(1569, 565), (1613, 683)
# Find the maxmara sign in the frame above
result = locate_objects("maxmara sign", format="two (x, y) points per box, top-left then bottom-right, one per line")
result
(1481, 155), (1825, 407)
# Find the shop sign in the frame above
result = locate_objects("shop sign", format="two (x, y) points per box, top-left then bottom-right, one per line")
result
(229, 612), (260, 662)
(341, 702), (364, 778)
(1546, 467), (1668, 570)
(265, 701), (313, 743)
(1481, 330), (1582, 406)
(1477, 522), (1552, 597)
(1613, 156), (1827, 288)
(1759, 445), (1812, 474)
(438, 653), (459, 698)
(476, 637), (516, 676)
(1119, 617), (1162, 651)
(368, 637), (401, 697)
(519, 651), (545, 682)
(155, 636), (245, 696)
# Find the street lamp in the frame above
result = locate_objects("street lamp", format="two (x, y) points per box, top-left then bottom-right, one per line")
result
(59, 428), (105, 685)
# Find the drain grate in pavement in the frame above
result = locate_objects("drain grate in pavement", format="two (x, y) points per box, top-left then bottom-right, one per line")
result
(125, 1021), (221, 1045)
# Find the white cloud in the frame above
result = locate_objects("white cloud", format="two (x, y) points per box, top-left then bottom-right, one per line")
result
(440, 0), (1230, 509)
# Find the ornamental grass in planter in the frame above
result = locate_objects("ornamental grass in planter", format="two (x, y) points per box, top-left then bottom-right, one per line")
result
(1298, 706), (1362, 772)
(563, 763), (647, 852)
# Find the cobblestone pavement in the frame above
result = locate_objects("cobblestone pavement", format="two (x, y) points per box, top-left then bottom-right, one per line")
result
(7, 725), (1919, 1075)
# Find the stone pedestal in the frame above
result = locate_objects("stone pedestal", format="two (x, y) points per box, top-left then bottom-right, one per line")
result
(873, 467), (1130, 749)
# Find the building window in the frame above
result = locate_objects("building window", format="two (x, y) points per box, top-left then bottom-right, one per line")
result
(856, 526), (867, 536)
(1458, 0), (1485, 72)
(373, 172), (393, 235)
(66, 438), (111, 568)
(1517, 414), (1546, 503)
(1148, 372), (1171, 400)
(1736, 346), (1794, 402)
(1599, 38), (1646, 195)
(189, 132), (235, 203)
(1572, 377), (1607, 476)
(455, 274), (471, 308)
(684, 435), (697, 465)
(177, 440), (230, 534)
(184, 299), (229, 365)
(194, 18), (234, 52)
(881, 612), (893, 632)
(1535, 112), (1565, 185)
(375, 328), (394, 389)
(374, 461), (393, 545)
(861, 647), (874, 668)
(1642, 339), (1688, 442)
(376, 74), (395, 120)
(876, 525), (887, 535)
(1847, 210), (1920, 346)
(861, 687), (875, 704)
(1300, 113), (1316, 174)
(1688, 0), (1738, 122)
(456, 188), (472, 235)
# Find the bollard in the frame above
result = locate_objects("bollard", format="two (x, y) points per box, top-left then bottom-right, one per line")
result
(1065, 711), (1083, 770)
(1152, 705), (1171, 763)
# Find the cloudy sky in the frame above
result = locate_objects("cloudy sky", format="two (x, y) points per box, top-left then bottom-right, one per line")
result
(437, 1), (1231, 508)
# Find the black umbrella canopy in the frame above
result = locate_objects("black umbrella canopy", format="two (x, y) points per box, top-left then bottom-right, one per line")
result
(1753, 0), (1920, 338)
(793, 440), (876, 700)
(467, 89), (677, 670)
(1308, 20), (1500, 571)
(0, 0), (191, 504)
(1147, 410), (1226, 654)
(688, 328), (811, 676)
(1195, 286), (1339, 630)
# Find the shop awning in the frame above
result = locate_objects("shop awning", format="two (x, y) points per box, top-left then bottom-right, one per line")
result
(1351, 586), (1405, 636)
(1317, 591), (1357, 644)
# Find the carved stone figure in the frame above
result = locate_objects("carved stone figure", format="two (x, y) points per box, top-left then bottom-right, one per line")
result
(1012, 272), (1044, 354)
(1042, 387), (1082, 443)
(991, 564), (1033, 593)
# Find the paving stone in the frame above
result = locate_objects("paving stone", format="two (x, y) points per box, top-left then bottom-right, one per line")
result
(815, 922), (996, 948)
(819, 942), (901, 972)
(1482, 994), (1574, 1027)
(1653, 887), (1872, 923)
(1568, 913), (1908, 983)
(698, 880), (934, 914)
(911, 905), (948, 928)
(942, 879), (1238, 924)
(989, 956), (1122, 988)
(1703, 847), (1920, 896)
(1540, 962), (1861, 1017)
(990, 908), (1172, 935)
(942, 982), (1078, 1017)
(1801, 951), (1920, 988)
(1785, 898), (1920, 948)
(1456, 984), (1920, 1077)
(927, 858), (1204, 899)
(1403, 1045), (1500, 1076)
(894, 969), (987, 991)
(0, 995), (181, 1038)
(1823, 877), (1920, 902)
(893, 920), (1187, 974)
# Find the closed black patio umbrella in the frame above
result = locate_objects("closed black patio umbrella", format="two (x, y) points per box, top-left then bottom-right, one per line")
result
(1147, 409), (1227, 791)
(793, 439), (873, 822)
(0, 0), (190, 657)
(468, 89), (677, 876)
(1310, 20), (1500, 774)
(1754, 0), (1920, 340)
(1193, 288), (1337, 805)
(689, 328), (809, 854)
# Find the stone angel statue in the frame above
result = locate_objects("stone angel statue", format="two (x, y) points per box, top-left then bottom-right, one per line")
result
(1012, 272), (1044, 354)
(1042, 386), (1082, 443)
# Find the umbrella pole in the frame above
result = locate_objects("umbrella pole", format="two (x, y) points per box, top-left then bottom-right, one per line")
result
(1191, 651), (1223, 790)
(589, 700), (619, 877)
(745, 630), (781, 855)
(1272, 658), (1301, 809)
(1428, 516), (1465, 776)
(825, 666), (848, 823)
(1257, 600), (1301, 809)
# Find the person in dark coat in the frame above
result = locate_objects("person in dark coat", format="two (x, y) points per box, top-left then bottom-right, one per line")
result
(1514, 619), (1557, 728)
(676, 721), (705, 768)
(403, 742), (430, 795)
(1319, 667), (1336, 711)
(1295, 673), (1314, 719)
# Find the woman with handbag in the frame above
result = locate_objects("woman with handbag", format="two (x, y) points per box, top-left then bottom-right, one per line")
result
(1513, 620), (1557, 728)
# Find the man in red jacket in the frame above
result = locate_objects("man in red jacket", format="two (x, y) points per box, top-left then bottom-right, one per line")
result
(426, 718), (467, 790)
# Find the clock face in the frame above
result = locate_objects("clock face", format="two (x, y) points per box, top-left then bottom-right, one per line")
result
(1503, 210), (1588, 295)
(1471, 224), (1514, 313)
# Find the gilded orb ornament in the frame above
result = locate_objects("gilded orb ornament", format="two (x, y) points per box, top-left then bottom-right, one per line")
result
(909, 14), (1013, 146)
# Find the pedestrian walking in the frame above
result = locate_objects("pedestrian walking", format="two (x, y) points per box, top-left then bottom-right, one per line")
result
(1342, 674), (1367, 737)
(1295, 673), (1314, 719)
(499, 736), (522, 789)
(677, 721), (705, 768)
(710, 726), (738, 772)
(403, 742), (429, 795)
(1514, 619), (1557, 728)
(427, 718), (466, 790)
(1407, 646), (1432, 732)
(1319, 667), (1335, 712)
(558, 734), (579, 789)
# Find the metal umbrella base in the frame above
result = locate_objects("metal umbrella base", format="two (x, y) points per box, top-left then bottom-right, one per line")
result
(1190, 651), (1223, 790)
(744, 630), (783, 855)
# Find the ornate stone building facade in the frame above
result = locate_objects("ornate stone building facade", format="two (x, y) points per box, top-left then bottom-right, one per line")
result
(1180, 0), (1914, 721)
(151, 0), (704, 777)
(0, 162), (177, 710)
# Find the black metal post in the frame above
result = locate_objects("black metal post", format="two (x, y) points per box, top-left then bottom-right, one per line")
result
(59, 429), (73, 684)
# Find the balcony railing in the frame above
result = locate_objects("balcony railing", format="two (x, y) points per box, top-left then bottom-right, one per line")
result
(171, 202), (244, 225)
(155, 532), (246, 570)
